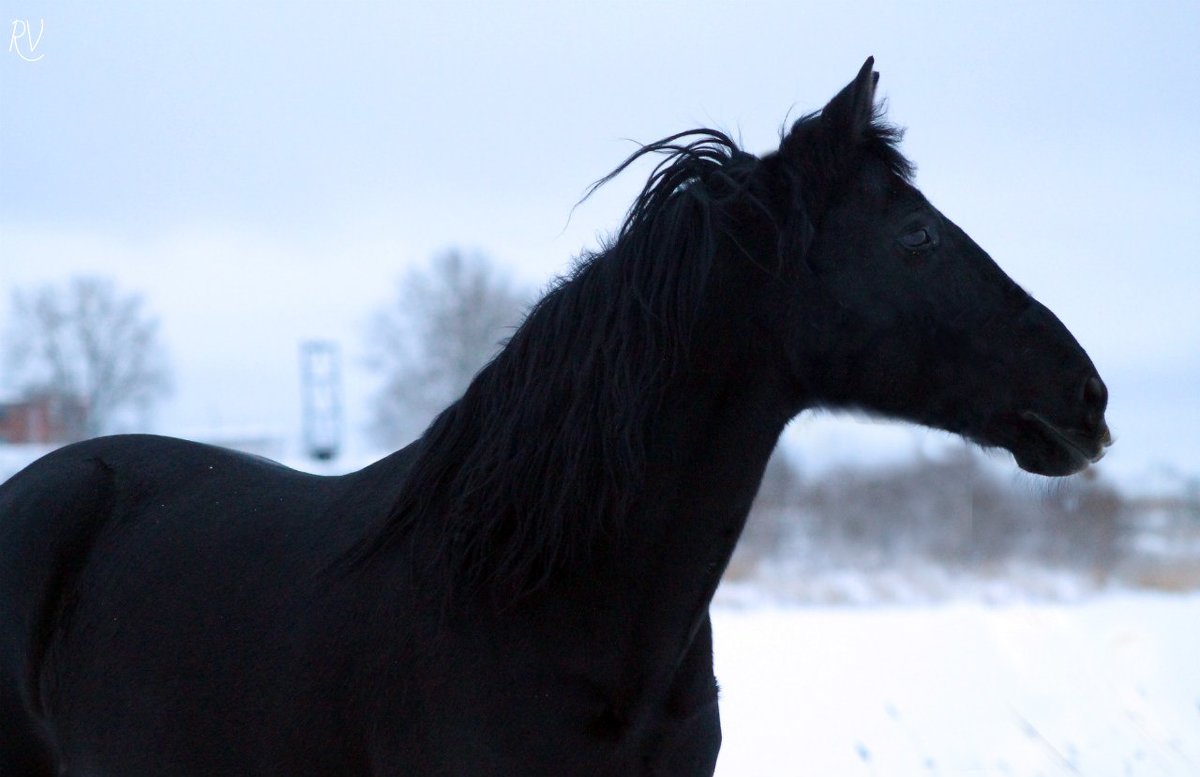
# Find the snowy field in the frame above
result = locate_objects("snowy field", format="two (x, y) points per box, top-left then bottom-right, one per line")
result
(712, 593), (1200, 776)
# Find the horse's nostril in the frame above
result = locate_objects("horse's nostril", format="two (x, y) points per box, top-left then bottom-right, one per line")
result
(1082, 375), (1108, 413)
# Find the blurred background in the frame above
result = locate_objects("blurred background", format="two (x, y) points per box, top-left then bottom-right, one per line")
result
(3, 2), (1198, 774)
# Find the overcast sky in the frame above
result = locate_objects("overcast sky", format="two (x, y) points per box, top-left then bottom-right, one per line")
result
(2, 1), (1197, 487)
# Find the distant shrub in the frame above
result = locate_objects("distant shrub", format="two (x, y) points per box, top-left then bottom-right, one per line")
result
(730, 446), (1135, 589)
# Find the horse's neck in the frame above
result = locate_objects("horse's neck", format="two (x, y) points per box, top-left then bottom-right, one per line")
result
(553, 362), (794, 718)
(627, 263), (795, 598)
(636, 367), (790, 617)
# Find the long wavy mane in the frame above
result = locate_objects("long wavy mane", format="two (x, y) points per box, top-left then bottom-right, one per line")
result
(360, 130), (764, 596)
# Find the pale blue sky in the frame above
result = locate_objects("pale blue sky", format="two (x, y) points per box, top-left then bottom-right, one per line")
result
(2, 1), (1197, 487)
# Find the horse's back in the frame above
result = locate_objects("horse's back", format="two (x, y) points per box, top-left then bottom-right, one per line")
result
(0, 434), (369, 775)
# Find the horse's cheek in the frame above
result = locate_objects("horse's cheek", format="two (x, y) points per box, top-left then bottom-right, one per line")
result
(652, 701), (721, 776)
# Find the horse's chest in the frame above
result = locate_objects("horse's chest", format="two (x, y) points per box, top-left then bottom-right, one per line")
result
(382, 644), (721, 776)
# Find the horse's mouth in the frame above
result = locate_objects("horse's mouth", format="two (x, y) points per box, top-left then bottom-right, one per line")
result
(1014, 411), (1112, 476)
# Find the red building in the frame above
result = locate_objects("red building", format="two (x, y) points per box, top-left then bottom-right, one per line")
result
(0, 394), (87, 444)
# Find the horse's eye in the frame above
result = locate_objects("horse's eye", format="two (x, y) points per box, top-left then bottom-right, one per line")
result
(899, 228), (932, 250)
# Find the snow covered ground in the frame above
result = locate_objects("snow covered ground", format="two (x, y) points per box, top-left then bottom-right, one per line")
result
(712, 593), (1200, 776)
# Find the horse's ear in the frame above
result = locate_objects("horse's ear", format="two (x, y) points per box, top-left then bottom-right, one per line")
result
(821, 57), (878, 140)
(779, 57), (879, 173)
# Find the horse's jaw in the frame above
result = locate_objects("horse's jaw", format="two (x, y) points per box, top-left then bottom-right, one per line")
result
(1010, 411), (1113, 477)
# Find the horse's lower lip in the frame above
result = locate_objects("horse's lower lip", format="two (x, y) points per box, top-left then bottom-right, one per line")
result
(1020, 411), (1108, 465)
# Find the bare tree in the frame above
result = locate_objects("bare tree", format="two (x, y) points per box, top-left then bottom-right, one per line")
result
(366, 249), (528, 447)
(3, 276), (172, 441)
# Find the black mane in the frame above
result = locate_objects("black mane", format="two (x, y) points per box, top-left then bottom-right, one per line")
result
(365, 130), (762, 596)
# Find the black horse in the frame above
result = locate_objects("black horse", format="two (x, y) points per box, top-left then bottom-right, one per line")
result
(1, 59), (1110, 776)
